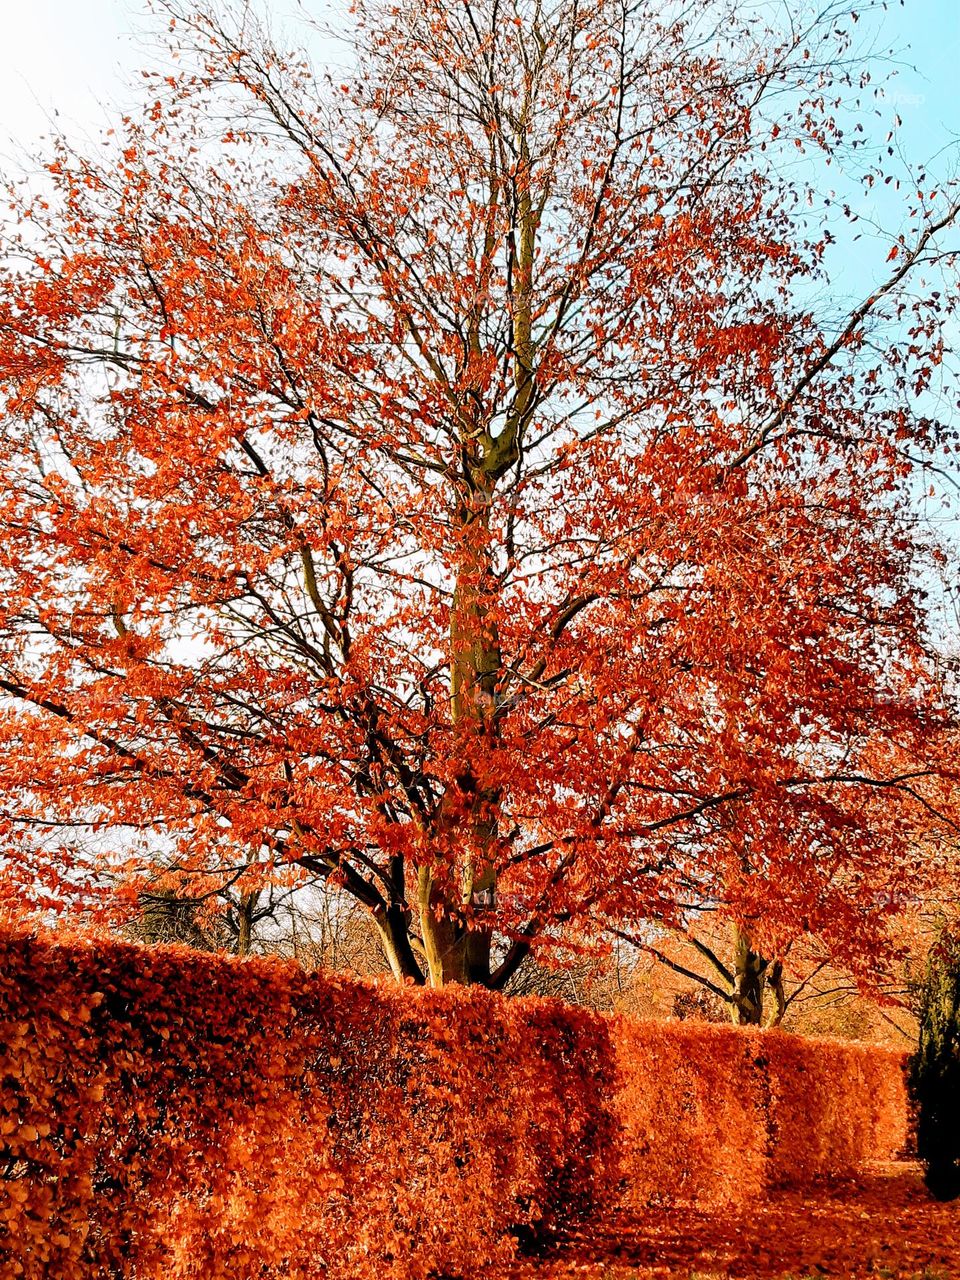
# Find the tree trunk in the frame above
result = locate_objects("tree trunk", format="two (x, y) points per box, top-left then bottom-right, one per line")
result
(463, 859), (496, 984)
(236, 889), (257, 957)
(419, 490), (503, 988)
(730, 924), (765, 1025)
(412, 110), (536, 988)
(729, 924), (785, 1027)
(418, 866), (469, 985)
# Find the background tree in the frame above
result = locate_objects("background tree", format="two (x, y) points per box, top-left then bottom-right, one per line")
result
(0, 0), (958, 989)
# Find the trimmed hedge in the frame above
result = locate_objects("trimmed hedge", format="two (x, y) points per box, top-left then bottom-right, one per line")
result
(613, 1018), (906, 1208)
(0, 933), (907, 1279)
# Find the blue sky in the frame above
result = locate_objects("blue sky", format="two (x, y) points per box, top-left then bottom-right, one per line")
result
(0, 2), (955, 185)
(0, 2), (956, 149)
(0, 1), (955, 383)
(844, 1), (959, 277)
(0, 0), (957, 392)
(0, 1), (957, 606)
(887, 1), (959, 154)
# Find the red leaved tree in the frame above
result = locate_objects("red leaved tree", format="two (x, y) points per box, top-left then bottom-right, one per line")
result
(0, 0), (957, 997)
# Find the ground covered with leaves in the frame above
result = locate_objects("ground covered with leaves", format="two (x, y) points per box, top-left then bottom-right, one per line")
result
(506, 1163), (960, 1279)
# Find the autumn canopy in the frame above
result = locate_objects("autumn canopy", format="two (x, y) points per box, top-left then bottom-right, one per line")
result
(0, 0), (957, 1002)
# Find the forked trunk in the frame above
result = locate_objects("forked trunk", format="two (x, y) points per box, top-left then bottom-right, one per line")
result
(730, 924), (765, 1025)
(729, 924), (785, 1028)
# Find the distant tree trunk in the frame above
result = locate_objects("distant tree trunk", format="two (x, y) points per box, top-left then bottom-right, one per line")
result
(765, 959), (786, 1028)
(729, 925), (785, 1028)
(235, 890), (257, 957)
(730, 925), (764, 1025)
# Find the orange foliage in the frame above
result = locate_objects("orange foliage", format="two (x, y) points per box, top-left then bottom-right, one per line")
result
(2, 933), (908, 1279)
(0, 0), (958, 994)
(614, 1019), (906, 1208)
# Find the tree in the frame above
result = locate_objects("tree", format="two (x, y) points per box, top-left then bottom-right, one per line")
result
(0, 0), (957, 989)
(910, 929), (960, 1198)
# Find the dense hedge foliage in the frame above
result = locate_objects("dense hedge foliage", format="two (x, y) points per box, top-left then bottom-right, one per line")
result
(1, 933), (907, 1279)
(613, 1015), (906, 1208)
